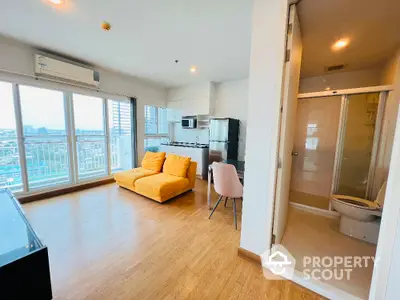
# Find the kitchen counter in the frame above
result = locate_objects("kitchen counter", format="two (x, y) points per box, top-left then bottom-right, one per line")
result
(159, 144), (209, 179)
(161, 142), (208, 149)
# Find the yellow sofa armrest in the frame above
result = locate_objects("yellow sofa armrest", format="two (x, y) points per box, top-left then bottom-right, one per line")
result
(186, 161), (197, 189)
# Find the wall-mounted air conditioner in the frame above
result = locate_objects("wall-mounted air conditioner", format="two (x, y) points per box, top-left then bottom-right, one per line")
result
(34, 54), (100, 87)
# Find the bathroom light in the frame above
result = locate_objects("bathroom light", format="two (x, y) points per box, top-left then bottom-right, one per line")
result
(332, 39), (349, 51)
(48, 0), (63, 4)
(325, 87), (331, 91)
(190, 66), (197, 73)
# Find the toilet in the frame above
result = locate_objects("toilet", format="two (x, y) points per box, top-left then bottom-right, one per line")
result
(331, 181), (387, 244)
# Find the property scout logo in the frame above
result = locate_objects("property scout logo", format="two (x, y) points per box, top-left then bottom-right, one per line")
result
(261, 244), (375, 281)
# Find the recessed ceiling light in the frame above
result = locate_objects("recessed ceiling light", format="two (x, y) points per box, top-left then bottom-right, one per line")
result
(190, 66), (197, 73)
(48, 0), (63, 4)
(332, 39), (349, 51)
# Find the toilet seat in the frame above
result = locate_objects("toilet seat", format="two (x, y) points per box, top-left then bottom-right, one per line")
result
(332, 195), (380, 211)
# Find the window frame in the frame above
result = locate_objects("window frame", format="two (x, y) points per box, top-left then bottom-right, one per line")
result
(0, 78), (137, 196)
(144, 105), (169, 138)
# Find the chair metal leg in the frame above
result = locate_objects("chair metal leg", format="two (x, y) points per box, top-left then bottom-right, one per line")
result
(224, 197), (228, 207)
(233, 198), (237, 230)
(209, 195), (223, 219)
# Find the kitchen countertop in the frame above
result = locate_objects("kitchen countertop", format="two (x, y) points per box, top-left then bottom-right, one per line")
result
(161, 143), (209, 149)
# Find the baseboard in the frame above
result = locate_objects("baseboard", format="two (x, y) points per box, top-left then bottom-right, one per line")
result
(237, 247), (360, 299)
(18, 178), (115, 204)
(237, 247), (261, 265)
(290, 202), (340, 219)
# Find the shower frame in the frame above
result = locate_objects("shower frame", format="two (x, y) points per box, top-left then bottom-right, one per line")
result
(297, 85), (393, 210)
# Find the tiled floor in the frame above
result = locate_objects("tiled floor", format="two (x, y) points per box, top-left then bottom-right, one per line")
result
(281, 206), (377, 299)
(289, 190), (330, 210)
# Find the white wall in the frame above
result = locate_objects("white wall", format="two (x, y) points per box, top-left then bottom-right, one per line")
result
(214, 78), (249, 161)
(167, 78), (249, 160)
(299, 68), (382, 93)
(370, 49), (400, 300)
(240, 0), (288, 255)
(178, 68), (386, 163)
(372, 50), (400, 197)
(173, 125), (209, 144)
(0, 35), (167, 163)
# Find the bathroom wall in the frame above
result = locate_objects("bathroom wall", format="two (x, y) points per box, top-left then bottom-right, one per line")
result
(299, 68), (382, 93)
(373, 49), (400, 198)
(380, 49), (400, 85)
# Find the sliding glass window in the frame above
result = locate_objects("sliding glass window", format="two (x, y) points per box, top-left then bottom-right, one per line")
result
(108, 99), (132, 173)
(0, 80), (136, 195)
(144, 105), (169, 152)
(73, 94), (107, 181)
(19, 85), (71, 190)
(0, 82), (22, 192)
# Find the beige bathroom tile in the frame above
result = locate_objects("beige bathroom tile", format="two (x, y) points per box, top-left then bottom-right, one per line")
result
(282, 207), (376, 299)
(289, 190), (330, 210)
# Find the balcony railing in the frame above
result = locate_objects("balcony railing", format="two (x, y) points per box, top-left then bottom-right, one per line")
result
(25, 138), (70, 189)
(0, 135), (131, 191)
(0, 140), (23, 191)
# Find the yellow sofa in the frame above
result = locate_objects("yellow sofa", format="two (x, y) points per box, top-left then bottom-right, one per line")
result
(114, 152), (197, 203)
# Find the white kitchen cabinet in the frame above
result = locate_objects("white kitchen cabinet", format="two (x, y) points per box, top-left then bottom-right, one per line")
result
(181, 97), (210, 116)
(167, 101), (182, 122)
(167, 82), (215, 116)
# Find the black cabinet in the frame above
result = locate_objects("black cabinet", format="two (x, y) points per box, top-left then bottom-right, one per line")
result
(0, 189), (52, 299)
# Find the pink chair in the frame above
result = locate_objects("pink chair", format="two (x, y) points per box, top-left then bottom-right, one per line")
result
(209, 162), (243, 229)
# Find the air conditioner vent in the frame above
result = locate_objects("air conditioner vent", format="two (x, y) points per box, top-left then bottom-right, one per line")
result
(325, 64), (347, 72)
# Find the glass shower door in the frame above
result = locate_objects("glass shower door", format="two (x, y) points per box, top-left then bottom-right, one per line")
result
(290, 96), (342, 210)
(335, 92), (380, 198)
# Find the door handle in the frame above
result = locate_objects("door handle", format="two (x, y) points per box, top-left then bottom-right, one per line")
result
(291, 151), (298, 156)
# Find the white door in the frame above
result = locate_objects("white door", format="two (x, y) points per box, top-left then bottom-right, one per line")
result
(273, 4), (302, 244)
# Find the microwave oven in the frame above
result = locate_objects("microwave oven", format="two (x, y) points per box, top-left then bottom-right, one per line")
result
(182, 118), (197, 129)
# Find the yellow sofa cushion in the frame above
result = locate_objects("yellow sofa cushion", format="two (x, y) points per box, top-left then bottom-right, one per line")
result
(114, 167), (158, 187)
(142, 151), (166, 172)
(134, 173), (190, 200)
(163, 154), (191, 177)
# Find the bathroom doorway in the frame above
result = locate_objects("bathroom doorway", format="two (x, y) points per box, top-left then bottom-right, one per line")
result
(290, 89), (390, 212)
(266, 0), (400, 298)
(276, 86), (396, 299)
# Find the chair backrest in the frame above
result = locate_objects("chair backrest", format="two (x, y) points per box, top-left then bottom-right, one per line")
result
(212, 162), (243, 198)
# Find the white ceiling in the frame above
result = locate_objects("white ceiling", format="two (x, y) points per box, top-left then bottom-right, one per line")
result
(0, 0), (253, 87)
(0, 0), (399, 86)
(298, 0), (400, 78)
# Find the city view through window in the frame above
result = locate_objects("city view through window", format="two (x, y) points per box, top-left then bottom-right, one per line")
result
(0, 81), (133, 193)
(144, 105), (168, 152)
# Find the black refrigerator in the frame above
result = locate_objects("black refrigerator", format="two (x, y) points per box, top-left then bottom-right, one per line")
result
(209, 118), (240, 164)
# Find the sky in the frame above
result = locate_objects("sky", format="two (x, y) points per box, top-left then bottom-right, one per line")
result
(0, 82), (106, 131)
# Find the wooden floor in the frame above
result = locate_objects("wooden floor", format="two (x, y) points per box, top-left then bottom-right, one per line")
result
(23, 179), (322, 300)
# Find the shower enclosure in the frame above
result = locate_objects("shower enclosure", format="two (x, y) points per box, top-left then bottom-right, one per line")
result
(290, 88), (392, 211)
